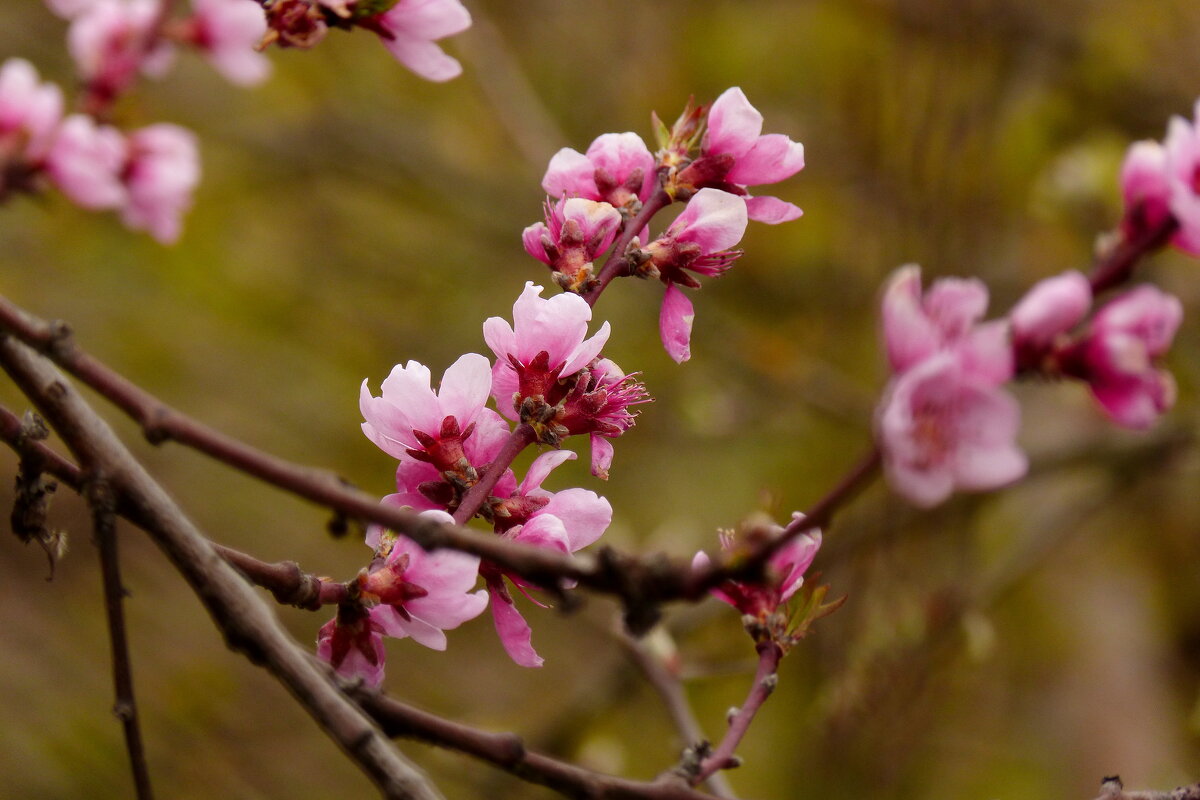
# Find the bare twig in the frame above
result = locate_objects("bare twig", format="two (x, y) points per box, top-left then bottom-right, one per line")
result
(87, 474), (155, 800)
(691, 642), (782, 786)
(616, 626), (737, 799)
(0, 335), (444, 800)
(1094, 776), (1200, 800)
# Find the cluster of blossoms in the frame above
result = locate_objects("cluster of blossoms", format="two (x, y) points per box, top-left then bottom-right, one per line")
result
(0, 0), (472, 243)
(874, 102), (1196, 509)
(527, 87), (806, 363)
(322, 282), (647, 682)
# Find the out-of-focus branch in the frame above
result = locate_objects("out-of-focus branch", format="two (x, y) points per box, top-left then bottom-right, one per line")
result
(87, 475), (155, 800)
(1093, 776), (1200, 800)
(0, 335), (444, 800)
(349, 686), (719, 800)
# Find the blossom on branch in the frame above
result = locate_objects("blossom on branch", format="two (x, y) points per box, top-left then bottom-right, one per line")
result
(1119, 99), (1200, 254)
(45, 114), (127, 210)
(64, 0), (175, 101)
(876, 265), (1025, 507)
(542, 132), (657, 212)
(0, 59), (63, 165)
(670, 87), (805, 224)
(641, 187), (747, 362)
(185, 0), (272, 86)
(121, 123), (200, 243)
(692, 519), (821, 620)
(522, 197), (622, 293)
(483, 451), (612, 667)
(1063, 285), (1183, 429)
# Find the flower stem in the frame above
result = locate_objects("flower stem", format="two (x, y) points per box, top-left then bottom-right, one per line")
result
(692, 641), (783, 786)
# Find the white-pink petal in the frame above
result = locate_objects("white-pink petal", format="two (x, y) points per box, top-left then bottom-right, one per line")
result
(659, 283), (695, 364)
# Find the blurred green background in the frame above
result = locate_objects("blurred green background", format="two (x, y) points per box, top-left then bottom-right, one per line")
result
(3, 0), (1200, 797)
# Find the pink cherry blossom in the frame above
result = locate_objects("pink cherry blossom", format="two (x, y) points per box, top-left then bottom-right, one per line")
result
(877, 350), (1027, 508)
(484, 282), (611, 416)
(360, 353), (494, 462)
(554, 358), (650, 479)
(1120, 140), (1173, 243)
(692, 520), (822, 619)
(386, 409), (512, 512)
(361, 510), (488, 651)
(684, 87), (805, 224)
(374, 0), (471, 82)
(522, 197), (622, 292)
(1010, 271), (1092, 373)
(542, 132), (656, 210)
(120, 123), (200, 243)
(1118, 100), (1200, 255)
(485, 451), (612, 667)
(646, 188), (747, 363)
(45, 114), (127, 210)
(881, 264), (1012, 385)
(0, 59), (64, 162)
(189, 0), (272, 86)
(68, 0), (175, 96)
(1065, 285), (1183, 429)
(316, 603), (386, 687)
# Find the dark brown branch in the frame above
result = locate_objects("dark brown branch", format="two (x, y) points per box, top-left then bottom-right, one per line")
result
(1088, 216), (1179, 296)
(350, 687), (719, 800)
(0, 335), (444, 800)
(87, 475), (155, 800)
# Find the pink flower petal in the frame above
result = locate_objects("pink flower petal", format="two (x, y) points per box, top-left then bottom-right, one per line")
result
(489, 582), (543, 667)
(726, 133), (805, 186)
(659, 283), (695, 364)
(704, 87), (762, 159)
(744, 195), (803, 224)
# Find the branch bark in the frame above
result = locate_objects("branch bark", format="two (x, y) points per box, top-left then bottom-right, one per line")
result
(0, 334), (444, 800)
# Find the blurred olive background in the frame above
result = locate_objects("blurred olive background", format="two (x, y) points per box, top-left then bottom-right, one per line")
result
(3, 1), (1200, 798)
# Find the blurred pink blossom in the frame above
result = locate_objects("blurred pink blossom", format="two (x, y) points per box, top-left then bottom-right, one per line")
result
(0, 59), (64, 162)
(121, 123), (200, 243)
(68, 0), (174, 96)
(45, 114), (127, 210)
(189, 0), (272, 86)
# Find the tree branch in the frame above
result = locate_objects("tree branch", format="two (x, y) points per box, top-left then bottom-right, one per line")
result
(1093, 776), (1200, 800)
(0, 334), (445, 800)
(691, 642), (782, 786)
(87, 474), (155, 800)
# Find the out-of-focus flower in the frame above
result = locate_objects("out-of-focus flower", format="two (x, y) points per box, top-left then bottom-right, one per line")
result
(1064, 285), (1183, 429)
(542, 132), (657, 211)
(187, 0), (272, 86)
(881, 264), (1012, 385)
(68, 0), (175, 99)
(45, 114), (127, 210)
(373, 0), (471, 82)
(877, 351), (1027, 508)
(0, 59), (64, 163)
(120, 123), (199, 243)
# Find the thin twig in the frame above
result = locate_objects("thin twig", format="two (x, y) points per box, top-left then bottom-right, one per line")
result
(616, 626), (737, 799)
(692, 642), (782, 786)
(87, 474), (155, 800)
(583, 187), (673, 306)
(0, 335), (445, 800)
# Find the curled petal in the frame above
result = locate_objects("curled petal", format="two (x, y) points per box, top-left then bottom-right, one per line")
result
(659, 283), (695, 364)
(744, 195), (803, 224)
(488, 581), (543, 667)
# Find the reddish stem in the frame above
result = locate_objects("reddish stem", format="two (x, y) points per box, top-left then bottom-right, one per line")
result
(692, 641), (783, 785)
(583, 187), (673, 306)
(452, 423), (536, 525)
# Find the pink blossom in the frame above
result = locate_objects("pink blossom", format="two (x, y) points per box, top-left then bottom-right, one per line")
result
(0, 59), (64, 162)
(485, 451), (612, 667)
(1118, 100), (1200, 255)
(881, 264), (1012, 385)
(189, 0), (272, 86)
(45, 114), (127, 210)
(1119, 140), (1173, 243)
(692, 519), (821, 619)
(360, 353), (494, 464)
(645, 188), (747, 363)
(361, 510), (488, 651)
(1163, 101), (1200, 254)
(679, 87), (805, 224)
(522, 197), (622, 292)
(316, 603), (386, 687)
(542, 132), (656, 210)
(68, 0), (175, 95)
(554, 358), (649, 479)
(877, 351), (1027, 508)
(1065, 286), (1183, 429)
(120, 123), (200, 243)
(374, 0), (472, 82)
(1010, 271), (1092, 375)
(484, 282), (611, 417)
(386, 410), (511, 512)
